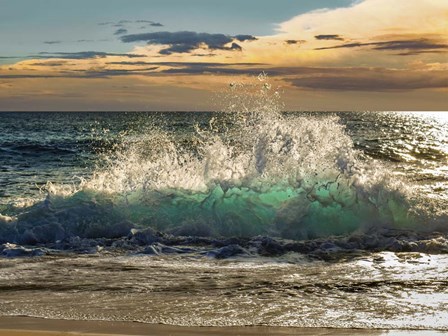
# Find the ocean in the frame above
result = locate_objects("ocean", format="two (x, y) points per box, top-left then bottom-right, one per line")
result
(0, 83), (447, 330)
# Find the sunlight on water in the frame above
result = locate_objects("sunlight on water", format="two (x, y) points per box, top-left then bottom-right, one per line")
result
(408, 111), (448, 123)
(1, 252), (448, 329)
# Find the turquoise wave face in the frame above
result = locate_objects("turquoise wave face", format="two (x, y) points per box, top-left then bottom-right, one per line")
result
(6, 176), (416, 242)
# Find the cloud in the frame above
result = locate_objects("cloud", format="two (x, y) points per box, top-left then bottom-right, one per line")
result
(160, 67), (262, 75)
(0, 74), (61, 79)
(100, 20), (132, 27)
(100, 20), (164, 28)
(30, 61), (68, 66)
(314, 34), (344, 41)
(106, 61), (265, 66)
(7, 63), (444, 92)
(286, 67), (448, 91)
(107, 61), (155, 66)
(32, 51), (145, 59)
(373, 39), (448, 52)
(43, 41), (62, 45)
(270, 0), (448, 67)
(284, 39), (306, 45)
(190, 53), (216, 57)
(234, 35), (257, 42)
(121, 31), (257, 54)
(151, 61), (266, 75)
(0, 67), (160, 79)
(114, 28), (128, 36)
(229, 43), (242, 51)
(135, 20), (164, 27)
(278, 0), (447, 39)
(316, 38), (448, 55)
(80, 67), (159, 78)
(397, 50), (448, 56)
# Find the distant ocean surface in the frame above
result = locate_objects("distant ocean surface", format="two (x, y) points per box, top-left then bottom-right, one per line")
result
(0, 106), (448, 330)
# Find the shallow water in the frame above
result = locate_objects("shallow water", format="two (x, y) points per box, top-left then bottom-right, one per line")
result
(0, 252), (447, 329)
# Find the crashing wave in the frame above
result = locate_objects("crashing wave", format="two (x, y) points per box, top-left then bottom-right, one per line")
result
(0, 74), (446, 248)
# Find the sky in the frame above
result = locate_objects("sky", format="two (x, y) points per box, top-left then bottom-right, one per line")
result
(0, 0), (447, 111)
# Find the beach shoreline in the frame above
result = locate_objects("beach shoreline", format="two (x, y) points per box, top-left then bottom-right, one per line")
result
(0, 316), (446, 336)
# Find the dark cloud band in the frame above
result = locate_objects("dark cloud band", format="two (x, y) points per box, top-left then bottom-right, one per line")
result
(316, 38), (448, 55)
(32, 51), (145, 59)
(136, 20), (164, 27)
(121, 31), (257, 54)
(106, 61), (266, 66)
(100, 20), (164, 27)
(285, 40), (306, 45)
(315, 35), (344, 41)
(286, 67), (448, 91)
(114, 28), (128, 36)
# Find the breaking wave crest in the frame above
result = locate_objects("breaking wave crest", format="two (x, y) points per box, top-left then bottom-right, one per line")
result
(1, 74), (446, 246)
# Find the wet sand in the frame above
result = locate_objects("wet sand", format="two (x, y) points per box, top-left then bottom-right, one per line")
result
(0, 317), (446, 336)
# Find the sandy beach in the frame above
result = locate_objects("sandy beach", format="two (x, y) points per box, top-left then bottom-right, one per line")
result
(0, 317), (446, 336)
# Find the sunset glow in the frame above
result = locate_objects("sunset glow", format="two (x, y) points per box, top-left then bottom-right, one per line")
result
(0, 0), (447, 111)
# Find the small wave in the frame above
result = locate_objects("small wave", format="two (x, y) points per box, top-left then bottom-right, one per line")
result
(2, 225), (448, 258)
(0, 142), (78, 156)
